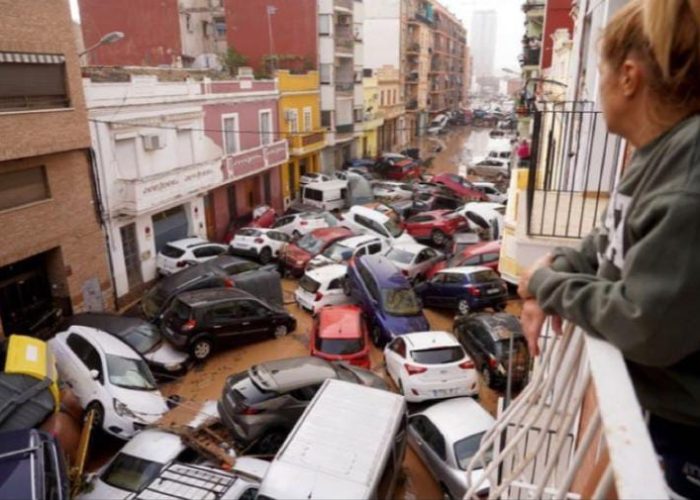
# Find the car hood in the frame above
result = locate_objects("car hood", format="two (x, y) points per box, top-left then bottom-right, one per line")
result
(110, 386), (169, 422)
(284, 245), (312, 262)
(144, 341), (189, 368)
(381, 313), (430, 336)
(80, 477), (132, 500)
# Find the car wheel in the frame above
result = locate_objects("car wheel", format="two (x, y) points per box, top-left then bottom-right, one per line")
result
(458, 299), (471, 316)
(342, 277), (352, 296)
(256, 430), (287, 455)
(431, 229), (447, 246)
(191, 337), (213, 361)
(86, 401), (104, 431)
(259, 247), (273, 264)
(273, 324), (288, 338)
(371, 324), (384, 347)
(482, 366), (492, 389)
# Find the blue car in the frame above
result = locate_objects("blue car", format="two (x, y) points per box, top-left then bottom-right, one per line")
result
(0, 429), (69, 500)
(415, 266), (508, 315)
(344, 254), (430, 346)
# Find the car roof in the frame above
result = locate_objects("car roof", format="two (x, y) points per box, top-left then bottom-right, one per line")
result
(439, 265), (492, 275)
(318, 305), (363, 339)
(176, 287), (255, 307)
(306, 264), (347, 282)
(309, 227), (352, 241)
(250, 356), (337, 392)
(65, 312), (148, 335)
(118, 429), (185, 463)
(165, 237), (208, 250)
(356, 255), (407, 288)
(466, 313), (523, 340)
(335, 234), (380, 247)
(65, 325), (141, 359)
(304, 179), (347, 190)
(402, 331), (460, 350)
(390, 242), (428, 255)
(419, 397), (494, 444)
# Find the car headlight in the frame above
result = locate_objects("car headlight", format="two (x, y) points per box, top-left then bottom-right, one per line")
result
(164, 362), (183, 372)
(113, 398), (133, 418)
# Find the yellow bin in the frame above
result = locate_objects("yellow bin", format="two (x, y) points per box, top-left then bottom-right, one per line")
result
(4, 335), (60, 411)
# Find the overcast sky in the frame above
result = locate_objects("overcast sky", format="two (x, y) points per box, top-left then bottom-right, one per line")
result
(69, 0), (523, 74)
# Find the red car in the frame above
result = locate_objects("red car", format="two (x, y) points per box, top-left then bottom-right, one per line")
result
(375, 154), (421, 181)
(427, 240), (502, 278)
(403, 210), (468, 245)
(278, 227), (353, 277)
(248, 205), (277, 228)
(310, 305), (371, 368)
(432, 173), (488, 201)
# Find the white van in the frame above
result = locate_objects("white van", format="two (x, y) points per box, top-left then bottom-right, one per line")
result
(256, 379), (407, 500)
(341, 205), (416, 245)
(301, 180), (348, 211)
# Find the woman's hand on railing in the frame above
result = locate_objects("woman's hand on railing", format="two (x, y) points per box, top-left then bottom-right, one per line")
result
(517, 252), (553, 299)
(521, 299), (563, 356)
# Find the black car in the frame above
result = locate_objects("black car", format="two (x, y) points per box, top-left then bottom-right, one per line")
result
(141, 255), (280, 321)
(61, 313), (190, 379)
(453, 313), (530, 390)
(160, 288), (297, 361)
(0, 429), (69, 500)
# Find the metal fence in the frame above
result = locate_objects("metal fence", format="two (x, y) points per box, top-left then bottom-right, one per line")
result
(526, 101), (624, 239)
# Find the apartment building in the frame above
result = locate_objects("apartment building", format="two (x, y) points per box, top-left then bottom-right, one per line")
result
(376, 66), (406, 153)
(0, 0), (112, 337)
(429, 2), (467, 116)
(360, 73), (383, 157)
(405, 0), (434, 136)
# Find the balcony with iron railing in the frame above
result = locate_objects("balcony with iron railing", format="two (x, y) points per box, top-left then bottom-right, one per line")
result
(464, 321), (666, 499)
(288, 130), (326, 155)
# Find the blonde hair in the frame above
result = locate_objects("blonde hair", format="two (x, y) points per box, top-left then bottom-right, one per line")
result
(602, 0), (700, 112)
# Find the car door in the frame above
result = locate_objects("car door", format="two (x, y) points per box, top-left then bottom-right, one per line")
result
(267, 231), (291, 256)
(466, 323), (491, 369)
(405, 215), (432, 239)
(64, 333), (104, 404)
(271, 215), (295, 235)
(420, 273), (445, 306)
(441, 272), (467, 306)
(384, 337), (407, 384)
(235, 300), (274, 339)
(202, 302), (241, 343)
(409, 415), (449, 485)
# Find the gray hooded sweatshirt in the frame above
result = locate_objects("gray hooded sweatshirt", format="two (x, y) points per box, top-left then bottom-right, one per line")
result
(529, 114), (700, 426)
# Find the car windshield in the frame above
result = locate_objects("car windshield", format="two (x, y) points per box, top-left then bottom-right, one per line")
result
(316, 337), (364, 355)
(123, 324), (161, 354)
(411, 346), (464, 364)
(160, 245), (185, 258)
(322, 242), (353, 261)
(296, 234), (324, 254)
(106, 355), (157, 391)
(299, 274), (321, 293)
(384, 219), (404, 238)
(382, 288), (422, 316)
(454, 431), (491, 470)
(470, 270), (501, 283)
(386, 248), (414, 264)
(101, 453), (163, 492)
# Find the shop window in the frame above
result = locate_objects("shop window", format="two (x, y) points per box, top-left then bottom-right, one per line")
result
(0, 53), (69, 112)
(0, 165), (50, 211)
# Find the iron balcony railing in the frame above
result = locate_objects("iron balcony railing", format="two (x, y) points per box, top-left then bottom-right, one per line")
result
(526, 101), (624, 239)
(465, 321), (666, 499)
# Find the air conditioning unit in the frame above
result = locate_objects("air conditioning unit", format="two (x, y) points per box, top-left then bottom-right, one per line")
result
(142, 134), (164, 150)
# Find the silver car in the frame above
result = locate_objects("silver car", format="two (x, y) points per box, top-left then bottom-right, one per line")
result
(407, 397), (494, 499)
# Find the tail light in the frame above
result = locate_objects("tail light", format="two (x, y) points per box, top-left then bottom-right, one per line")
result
(487, 356), (499, 369)
(254, 238), (264, 244)
(468, 286), (481, 297)
(182, 319), (197, 332)
(404, 363), (428, 376)
(241, 406), (261, 415)
(315, 292), (324, 301)
(459, 360), (475, 369)
(176, 261), (187, 268)
(223, 278), (234, 288)
(401, 270), (409, 277)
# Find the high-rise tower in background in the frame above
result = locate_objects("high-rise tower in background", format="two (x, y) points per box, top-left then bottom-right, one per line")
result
(470, 10), (497, 79)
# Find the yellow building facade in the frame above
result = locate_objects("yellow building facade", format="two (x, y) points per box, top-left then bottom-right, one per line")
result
(361, 74), (383, 157)
(277, 70), (326, 204)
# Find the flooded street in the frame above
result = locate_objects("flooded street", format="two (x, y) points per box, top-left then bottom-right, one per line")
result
(87, 126), (520, 499)
(411, 126), (495, 177)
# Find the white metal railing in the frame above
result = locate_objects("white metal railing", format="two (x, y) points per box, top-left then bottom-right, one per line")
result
(464, 322), (667, 499)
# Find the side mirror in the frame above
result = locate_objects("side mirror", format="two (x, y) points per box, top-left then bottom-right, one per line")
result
(89, 369), (100, 380)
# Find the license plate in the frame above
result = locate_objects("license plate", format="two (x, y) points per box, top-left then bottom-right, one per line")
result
(487, 288), (500, 295)
(234, 242), (249, 249)
(433, 387), (460, 397)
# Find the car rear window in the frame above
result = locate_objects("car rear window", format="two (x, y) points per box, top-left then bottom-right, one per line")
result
(101, 453), (163, 492)
(411, 346), (464, 364)
(237, 228), (261, 237)
(161, 245), (185, 258)
(469, 270), (501, 283)
(315, 337), (364, 355)
(299, 275), (321, 293)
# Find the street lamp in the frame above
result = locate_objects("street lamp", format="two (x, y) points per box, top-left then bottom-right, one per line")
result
(78, 31), (125, 57)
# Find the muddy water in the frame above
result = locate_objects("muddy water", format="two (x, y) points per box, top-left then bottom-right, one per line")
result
(410, 126), (494, 178)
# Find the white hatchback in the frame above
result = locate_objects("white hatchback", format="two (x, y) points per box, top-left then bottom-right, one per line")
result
(306, 234), (387, 270)
(294, 264), (353, 314)
(372, 181), (415, 202)
(270, 211), (338, 239)
(383, 331), (478, 403)
(230, 227), (292, 264)
(49, 326), (169, 439)
(156, 237), (229, 276)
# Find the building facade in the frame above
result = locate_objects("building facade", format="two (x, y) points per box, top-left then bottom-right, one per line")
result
(0, 0), (113, 336)
(405, 0), (434, 136)
(277, 70), (326, 203)
(84, 69), (287, 304)
(376, 66), (406, 153)
(429, 2), (467, 116)
(360, 73), (383, 157)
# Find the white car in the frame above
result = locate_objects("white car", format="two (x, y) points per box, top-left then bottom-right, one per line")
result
(230, 227), (292, 264)
(49, 326), (169, 439)
(473, 182), (508, 204)
(456, 202), (506, 241)
(156, 237), (229, 276)
(306, 234), (387, 270)
(407, 398), (494, 499)
(383, 243), (445, 282)
(372, 181), (415, 202)
(427, 114), (449, 134)
(294, 264), (353, 314)
(270, 211), (338, 238)
(384, 332), (478, 403)
(341, 205), (417, 246)
(467, 157), (510, 180)
(300, 172), (332, 186)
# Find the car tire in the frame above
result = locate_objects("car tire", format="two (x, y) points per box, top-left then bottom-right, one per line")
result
(482, 366), (492, 389)
(371, 324), (384, 347)
(431, 229), (447, 246)
(256, 430), (287, 455)
(191, 337), (213, 362)
(458, 299), (471, 316)
(273, 324), (288, 338)
(86, 401), (104, 431)
(259, 247), (272, 264)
